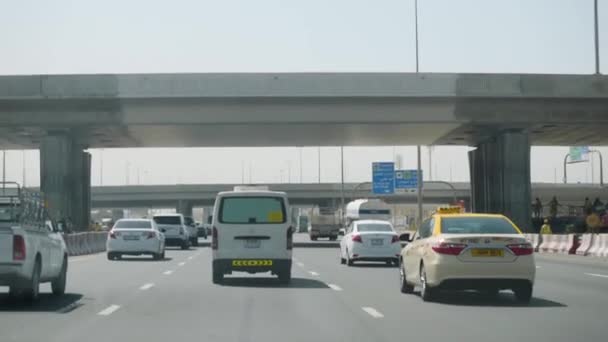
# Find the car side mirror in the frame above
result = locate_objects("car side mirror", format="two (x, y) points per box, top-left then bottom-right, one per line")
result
(399, 233), (411, 242)
(161, 228), (166, 233)
(338, 228), (345, 236)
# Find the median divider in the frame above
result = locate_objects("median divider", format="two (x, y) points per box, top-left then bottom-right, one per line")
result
(576, 234), (595, 256)
(64, 232), (108, 256)
(588, 234), (608, 258)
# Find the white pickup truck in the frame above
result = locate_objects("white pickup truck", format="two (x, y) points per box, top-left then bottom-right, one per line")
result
(0, 183), (68, 301)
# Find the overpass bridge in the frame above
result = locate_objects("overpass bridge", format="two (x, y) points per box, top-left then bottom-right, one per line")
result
(90, 182), (607, 211)
(2, 72), (608, 230)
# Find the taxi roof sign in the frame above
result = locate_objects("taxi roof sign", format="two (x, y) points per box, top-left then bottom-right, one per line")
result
(436, 206), (463, 214)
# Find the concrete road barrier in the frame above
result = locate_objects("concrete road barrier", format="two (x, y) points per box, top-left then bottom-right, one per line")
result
(556, 235), (571, 254)
(64, 232), (107, 256)
(576, 234), (594, 256)
(525, 234), (540, 251)
(588, 234), (608, 258)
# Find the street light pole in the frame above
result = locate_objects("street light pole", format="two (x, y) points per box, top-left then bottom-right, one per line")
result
(318, 146), (321, 183)
(594, 0), (601, 74)
(299, 147), (303, 183)
(340, 146), (345, 215)
(414, 0), (420, 73)
(417, 145), (423, 226)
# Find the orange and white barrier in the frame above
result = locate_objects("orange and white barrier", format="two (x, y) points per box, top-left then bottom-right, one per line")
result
(539, 234), (558, 253)
(576, 234), (595, 256)
(555, 234), (572, 254)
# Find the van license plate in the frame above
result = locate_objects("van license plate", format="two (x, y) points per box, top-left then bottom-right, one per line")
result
(245, 239), (261, 248)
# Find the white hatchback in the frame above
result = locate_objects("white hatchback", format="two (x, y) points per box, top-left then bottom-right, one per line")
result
(340, 220), (401, 266)
(107, 219), (165, 260)
(211, 188), (292, 284)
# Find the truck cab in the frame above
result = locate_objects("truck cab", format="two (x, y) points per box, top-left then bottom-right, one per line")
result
(0, 182), (68, 301)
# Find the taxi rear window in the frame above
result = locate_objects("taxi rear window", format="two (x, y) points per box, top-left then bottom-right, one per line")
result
(441, 217), (519, 234)
(219, 196), (286, 224)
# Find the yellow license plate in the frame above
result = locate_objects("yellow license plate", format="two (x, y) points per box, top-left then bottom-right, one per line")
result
(471, 249), (504, 257)
(231, 260), (273, 267)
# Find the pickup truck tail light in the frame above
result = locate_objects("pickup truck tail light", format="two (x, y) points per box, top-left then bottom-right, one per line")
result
(13, 235), (26, 261)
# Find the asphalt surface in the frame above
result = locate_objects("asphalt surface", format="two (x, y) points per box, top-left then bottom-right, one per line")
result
(1, 242), (607, 342)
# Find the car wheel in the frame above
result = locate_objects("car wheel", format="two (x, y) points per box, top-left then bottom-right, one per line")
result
(107, 252), (114, 260)
(212, 266), (224, 284)
(346, 251), (354, 266)
(181, 241), (189, 250)
(161, 250), (166, 260)
(191, 238), (199, 247)
(420, 263), (436, 302)
(278, 269), (291, 284)
(23, 258), (41, 301)
(513, 283), (533, 304)
(310, 236), (317, 241)
(329, 236), (337, 241)
(51, 257), (68, 296)
(399, 260), (414, 294)
(115, 254), (122, 260)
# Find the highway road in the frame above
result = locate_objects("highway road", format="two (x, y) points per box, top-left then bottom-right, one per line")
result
(1, 242), (607, 342)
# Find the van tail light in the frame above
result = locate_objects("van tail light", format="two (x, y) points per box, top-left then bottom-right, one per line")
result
(432, 242), (467, 255)
(507, 243), (534, 256)
(287, 226), (293, 250)
(13, 235), (26, 261)
(146, 231), (156, 239)
(109, 230), (119, 239)
(391, 235), (399, 244)
(352, 234), (362, 243)
(211, 227), (218, 250)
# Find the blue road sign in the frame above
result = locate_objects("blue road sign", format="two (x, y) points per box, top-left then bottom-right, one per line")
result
(372, 162), (395, 195)
(395, 170), (421, 193)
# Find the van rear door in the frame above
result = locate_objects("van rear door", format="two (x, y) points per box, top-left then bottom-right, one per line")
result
(216, 195), (290, 260)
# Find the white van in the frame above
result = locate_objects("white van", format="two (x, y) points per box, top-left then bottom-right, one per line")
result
(211, 187), (292, 284)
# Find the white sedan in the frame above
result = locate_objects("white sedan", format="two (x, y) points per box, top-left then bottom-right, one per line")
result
(340, 220), (401, 266)
(399, 213), (535, 303)
(107, 219), (165, 260)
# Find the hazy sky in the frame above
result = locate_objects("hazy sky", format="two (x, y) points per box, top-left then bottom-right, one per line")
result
(1, 0), (607, 186)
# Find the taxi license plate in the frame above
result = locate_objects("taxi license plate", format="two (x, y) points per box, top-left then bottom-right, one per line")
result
(124, 235), (140, 241)
(371, 239), (383, 246)
(232, 260), (273, 267)
(245, 239), (261, 248)
(471, 249), (504, 257)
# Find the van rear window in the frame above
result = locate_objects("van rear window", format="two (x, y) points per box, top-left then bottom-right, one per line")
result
(219, 197), (286, 224)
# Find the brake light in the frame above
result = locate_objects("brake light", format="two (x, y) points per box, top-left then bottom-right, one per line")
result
(287, 226), (293, 250)
(109, 231), (119, 239)
(352, 235), (362, 243)
(432, 242), (467, 255)
(391, 235), (399, 244)
(211, 227), (218, 250)
(13, 235), (25, 261)
(507, 243), (534, 256)
(146, 231), (156, 239)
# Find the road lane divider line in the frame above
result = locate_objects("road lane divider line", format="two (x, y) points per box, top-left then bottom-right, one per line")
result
(536, 266), (541, 269)
(98, 305), (121, 316)
(188, 256), (194, 260)
(163, 270), (173, 275)
(178, 262), (186, 267)
(362, 307), (384, 318)
(585, 273), (608, 279)
(309, 271), (320, 276)
(296, 262), (304, 267)
(139, 283), (155, 291)
(327, 284), (343, 291)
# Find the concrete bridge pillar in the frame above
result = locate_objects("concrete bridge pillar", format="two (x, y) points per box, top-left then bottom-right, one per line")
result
(468, 131), (531, 232)
(176, 200), (194, 217)
(40, 132), (91, 231)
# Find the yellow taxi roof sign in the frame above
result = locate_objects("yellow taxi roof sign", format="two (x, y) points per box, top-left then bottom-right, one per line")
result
(436, 206), (463, 214)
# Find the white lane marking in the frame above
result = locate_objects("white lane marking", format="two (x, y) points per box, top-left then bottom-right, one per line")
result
(188, 256), (194, 260)
(296, 262), (304, 267)
(98, 305), (121, 316)
(536, 266), (542, 269)
(362, 307), (384, 318)
(585, 273), (608, 279)
(163, 270), (173, 275)
(139, 283), (155, 291)
(178, 262), (186, 267)
(309, 271), (320, 276)
(327, 284), (343, 291)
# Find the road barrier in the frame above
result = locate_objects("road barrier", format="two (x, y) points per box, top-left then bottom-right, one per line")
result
(588, 234), (608, 258)
(555, 234), (571, 254)
(576, 234), (595, 256)
(539, 234), (557, 253)
(525, 234), (541, 251)
(63, 232), (108, 256)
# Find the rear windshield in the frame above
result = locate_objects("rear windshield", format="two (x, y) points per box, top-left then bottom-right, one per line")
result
(184, 217), (194, 225)
(219, 196), (286, 224)
(114, 220), (152, 229)
(441, 217), (519, 234)
(153, 216), (181, 225)
(357, 223), (393, 232)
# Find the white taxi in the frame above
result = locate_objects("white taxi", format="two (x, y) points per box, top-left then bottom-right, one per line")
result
(340, 220), (400, 266)
(107, 219), (165, 260)
(399, 210), (535, 303)
(211, 186), (292, 284)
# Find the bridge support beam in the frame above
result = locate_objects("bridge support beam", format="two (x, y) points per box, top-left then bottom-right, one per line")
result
(176, 200), (194, 217)
(468, 131), (531, 232)
(40, 132), (91, 231)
